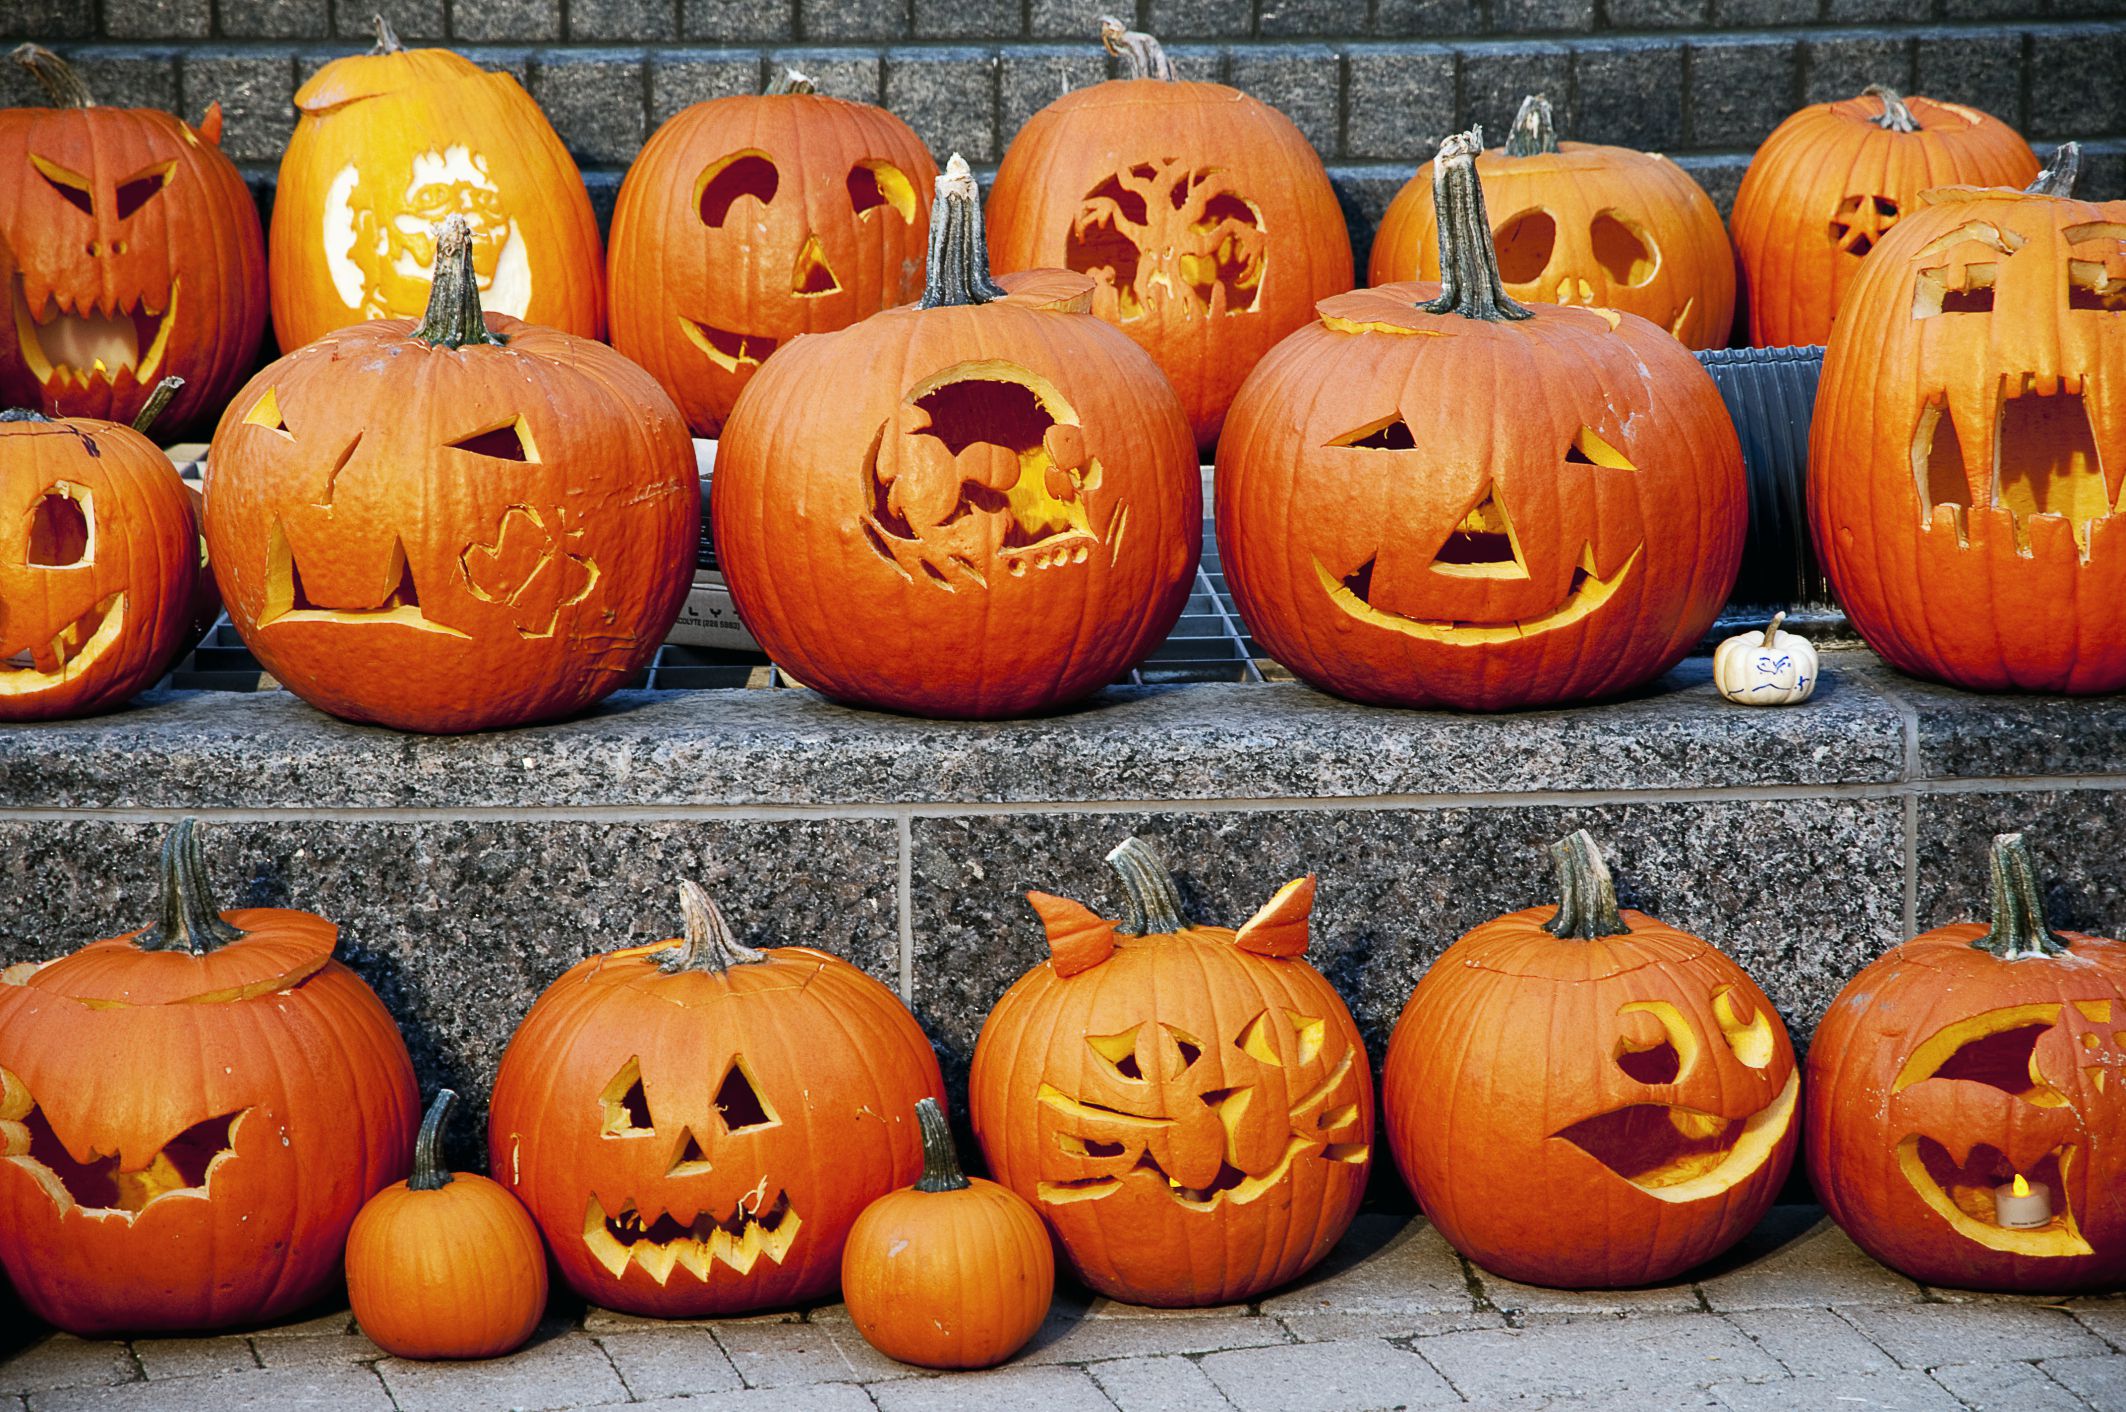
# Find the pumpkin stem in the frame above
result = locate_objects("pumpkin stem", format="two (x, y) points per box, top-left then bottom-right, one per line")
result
(912, 1097), (971, 1193)
(1099, 16), (1175, 81)
(131, 376), (184, 436)
(371, 13), (402, 53)
(410, 1088), (457, 1192)
(11, 44), (94, 108)
(1863, 84), (1919, 134)
(410, 215), (506, 349)
(2027, 142), (2080, 197)
(662, 879), (768, 973)
(918, 154), (1009, 310)
(135, 819), (247, 954)
(1761, 610), (1786, 649)
(765, 66), (814, 95)
(1544, 829), (1630, 941)
(1975, 833), (2071, 959)
(1423, 129), (1534, 323)
(1106, 837), (1190, 937)
(1503, 94), (1558, 157)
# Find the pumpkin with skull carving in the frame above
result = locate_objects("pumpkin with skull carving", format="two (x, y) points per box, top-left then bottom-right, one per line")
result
(488, 880), (947, 1317)
(609, 69), (937, 438)
(1809, 833), (2126, 1292)
(1383, 831), (1799, 1288)
(1809, 146), (2126, 694)
(970, 838), (1371, 1307)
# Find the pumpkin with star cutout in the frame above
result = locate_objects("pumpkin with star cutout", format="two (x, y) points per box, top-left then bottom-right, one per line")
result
(206, 216), (697, 734)
(1369, 95), (1735, 349)
(1808, 833), (2126, 1292)
(608, 68), (937, 438)
(1731, 85), (2037, 348)
(0, 46), (265, 435)
(713, 157), (1197, 719)
(1217, 130), (1745, 711)
(1808, 145), (2126, 694)
(970, 838), (1371, 1307)
(0, 820), (419, 1336)
(488, 879), (947, 1318)
(1383, 830), (1800, 1289)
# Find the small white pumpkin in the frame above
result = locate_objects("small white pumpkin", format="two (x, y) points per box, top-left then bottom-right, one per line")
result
(1714, 612), (1818, 706)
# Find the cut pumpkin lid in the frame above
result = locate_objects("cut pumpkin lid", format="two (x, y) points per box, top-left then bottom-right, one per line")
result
(294, 47), (487, 114)
(18, 910), (338, 1006)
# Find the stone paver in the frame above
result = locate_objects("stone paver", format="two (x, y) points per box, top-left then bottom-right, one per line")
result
(2067, 1299), (2126, 1349)
(869, 1363), (1114, 1411)
(1474, 1273), (1703, 1317)
(0, 1339), (133, 1397)
(1726, 1306), (1898, 1376)
(1419, 1312), (1784, 1402)
(581, 1389), (879, 1412)
(377, 1332), (629, 1412)
(1201, 1338), (1460, 1412)
(1088, 1355), (1235, 1412)
(1696, 1208), (1924, 1311)
(1840, 1302), (2111, 1370)
(243, 1310), (356, 1340)
(248, 1334), (386, 1369)
(1017, 1313), (1284, 1366)
(1931, 1358), (2097, 1412)
(1709, 1369), (1963, 1411)
(1258, 1214), (1474, 1319)
(128, 1337), (255, 1380)
(593, 1325), (745, 1399)
(27, 1365), (393, 1411)
(2040, 1354), (2126, 1408)
(711, 1320), (904, 1389)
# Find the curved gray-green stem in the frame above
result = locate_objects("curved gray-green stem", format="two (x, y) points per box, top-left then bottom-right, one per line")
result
(1423, 129), (1533, 322)
(135, 819), (247, 954)
(661, 879), (769, 973)
(918, 155), (1009, 309)
(410, 1089), (457, 1192)
(1106, 837), (1189, 936)
(1975, 833), (2070, 959)
(913, 1097), (972, 1193)
(1543, 830), (1630, 941)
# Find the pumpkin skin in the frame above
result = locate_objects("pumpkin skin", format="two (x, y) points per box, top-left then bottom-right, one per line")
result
(1383, 831), (1799, 1289)
(1808, 151), (2126, 693)
(0, 48), (266, 435)
(1809, 834), (2126, 1293)
(0, 821), (419, 1335)
(347, 1089), (547, 1360)
(269, 20), (605, 350)
(842, 1098), (1053, 1369)
(987, 21), (1352, 450)
(609, 70), (937, 438)
(714, 158), (1198, 719)
(488, 881), (946, 1318)
(206, 217), (697, 733)
(1731, 86), (2037, 348)
(1218, 131), (1745, 711)
(971, 838), (1372, 1308)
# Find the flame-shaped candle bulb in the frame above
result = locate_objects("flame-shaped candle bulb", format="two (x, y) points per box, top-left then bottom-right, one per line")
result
(1993, 1172), (2052, 1229)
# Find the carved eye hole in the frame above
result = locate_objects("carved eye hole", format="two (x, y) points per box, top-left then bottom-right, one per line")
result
(1087, 1027), (1144, 1081)
(29, 155), (92, 216)
(114, 162), (174, 220)
(714, 1060), (778, 1132)
(1565, 426), (1634, 468)
(1493, 209), (1555, 283)
(1166, 1026), (1204, 1070)
(698, 152), (778, 228)
(848, 159), (916, 221)
(1590, 212), (1657, 287)
(599, 1057), (655, 1137)
(1614, 1000), (1699, 1084)
(28, 486), (92, 567)
(243, 387), (293, 438)
(446, 418), (536, 462)
(1712, 987), (1776, 1069)
(2065, 223), (2126, 313)
(1326, 415), (1416, 450)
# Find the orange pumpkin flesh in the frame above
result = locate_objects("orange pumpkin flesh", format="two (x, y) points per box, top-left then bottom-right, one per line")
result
(1383, 831), (1799, 1289)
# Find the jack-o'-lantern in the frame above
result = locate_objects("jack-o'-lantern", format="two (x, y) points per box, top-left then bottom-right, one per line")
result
(0, 820), (419, 1335)
(1384, 830), (1799, 1288)
(1732, 85), (2037, 348)
(1369, 95), (1735, 349)
(1217, 130), (1745, 711)
(609, 68), (937, 438)
(970, 837), (1372, 1307)
(207, 216), (697, 733)
(714, 157), (1198, 719)
(269, 17), (605, 349)
(489, 879), (946, 1317)
(0, 46), (266, 434)
(1810, 145), (2126, 693)
(987, 18), (1352, 450)
(1810, 833), (2126, 1292)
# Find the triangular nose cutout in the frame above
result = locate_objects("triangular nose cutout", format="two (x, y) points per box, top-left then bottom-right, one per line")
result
(1429, 486), (1529, 579)
(668, 1128), (713, 1177)
(791, 235), (840, 296)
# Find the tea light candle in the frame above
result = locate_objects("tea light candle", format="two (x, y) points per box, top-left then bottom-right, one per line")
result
(1994, 1173), (2052, 1229)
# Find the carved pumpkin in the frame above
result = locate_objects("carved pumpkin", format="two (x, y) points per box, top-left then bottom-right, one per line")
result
(609, 68), (937, 438)
(1217, 130), (1745, 711)
(1384, 830), (1799, 1288)
(1370, 95), (1735, 349)
(1732, 85), (2038, 348)
(269, 18), (605, 350)
(842, 1098), (1053, 1369)
(987, 19), (1353, 450)
(1809, 147), (2126, 694)
(0, 47), (266, 434)
(970, 838), (1371, 1307)
(1809, 834), (2126, 1292)
(0, 821), (419, 1335)
(488, 880), (946, 1318)
(206, 216), (698, 733)
(714, 157), (1198, 719)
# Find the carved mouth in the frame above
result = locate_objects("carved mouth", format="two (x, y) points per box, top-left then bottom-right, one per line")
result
(1553, 1070), (1797, 1203)
(1895, 1138), (2093, 1258)
(258, 522), (469, 639)
(12, 275), (177, 390)
(0, 592), (125, 694)
(680, 318), (778, 375)
(2, 1071), (245, 1221)
(581, 1190), (802, 1283)
(1314, 544), (1641, 645)
(1914, 373), (2120, 556)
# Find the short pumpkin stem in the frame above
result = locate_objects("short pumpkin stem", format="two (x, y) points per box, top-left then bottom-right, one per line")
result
(1761, 610), (1787, 648)
(1864, 84), (1919, 133)
(661, 879), (768, 973)
(1544, 830), (1630, 941)
(913, 1097), (971, 1193)
(1099, 16), (1175, 81)
(765, 66), (814, 96)
(11, 44), (93, 108)
(135, 819), (247, 954)
(372, 13), (402, 52)
(411, 215), (505, 349)
(918, 155), (1009, 310)
(1423, 129), (1533, 322)
(1503, 94), (1558, 157)
(410, 1088), (457, 1192)
(1976, 833), (2070, 959)
(131, 376), (184, 436)
(1106, 837), (1189, 937)
(2027, 142), (2080, 197)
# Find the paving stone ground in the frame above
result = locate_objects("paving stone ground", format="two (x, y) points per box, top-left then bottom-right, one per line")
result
(5, 1208), (2122, 1412)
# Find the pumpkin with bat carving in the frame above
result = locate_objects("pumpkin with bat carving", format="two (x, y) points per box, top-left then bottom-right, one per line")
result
(1383, 831), (1799, 1288)
(1809, 833), (2126, 1292)
(609, 69), (937, 438)
(1810, 146), (2126, 694)
(0, 821), (419, 1335)
(489, 880), (946, 1317)
(970, 837), (1370, 1307)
